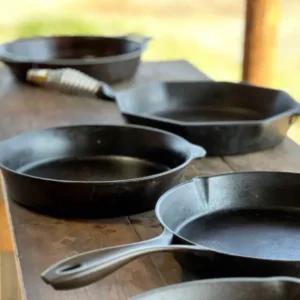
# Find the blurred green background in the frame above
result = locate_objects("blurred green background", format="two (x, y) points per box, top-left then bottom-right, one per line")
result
(0, 0), (299, 142)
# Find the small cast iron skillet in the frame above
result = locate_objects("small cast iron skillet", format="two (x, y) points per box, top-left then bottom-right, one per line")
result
(0, 124), (205, 218)
(41, 171), (300, 290)
(0, 34), (151, 83)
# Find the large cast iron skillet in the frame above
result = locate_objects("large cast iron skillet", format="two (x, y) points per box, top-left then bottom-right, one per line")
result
(42, 171), (300, 290)
(0, 124), (205, 218)
(0, 34), (150, 83)
(130, 277), (300, 300)
(115, 81), (300, 155)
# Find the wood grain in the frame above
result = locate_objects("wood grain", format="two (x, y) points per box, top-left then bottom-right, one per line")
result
(223, 138), (300, 172)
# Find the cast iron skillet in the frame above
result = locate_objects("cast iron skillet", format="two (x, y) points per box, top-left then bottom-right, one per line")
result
(0, 124), (205, 218)
(114, 81), (300, 156)
(42, 171), (300, 290)
(130, 277), (300, 300)
(0, 34), (151, 83)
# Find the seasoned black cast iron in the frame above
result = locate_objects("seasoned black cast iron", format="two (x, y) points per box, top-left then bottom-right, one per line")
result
(0, 34), (150, 83)
(0, 124), (205, 218)
(42, 171), (300, 289)
(130, 277), (300, 300)
(115, 81), (300, 155)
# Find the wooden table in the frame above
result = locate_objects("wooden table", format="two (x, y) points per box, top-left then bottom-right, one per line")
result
(1, 60), (300, 300)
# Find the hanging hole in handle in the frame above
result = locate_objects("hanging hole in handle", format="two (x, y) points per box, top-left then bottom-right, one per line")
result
(60, 264), (82, 273)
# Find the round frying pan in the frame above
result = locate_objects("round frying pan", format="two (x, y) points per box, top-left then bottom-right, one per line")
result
(130, 277), (300, 300)
(0, 34), (151, 83)
(42, 171), (300, 290)
(0, 124), (205, 218)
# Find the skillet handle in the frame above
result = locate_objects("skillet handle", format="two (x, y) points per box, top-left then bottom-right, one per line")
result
(25, 68), (117, 101)
(289, 105), (300, 125)
(293, 104), (300, 116)
(189, 144), (207, 159)
(95, 82), (116, 101)
(41, 231), (205, 290)
(41, 232), (170, 290)
(116, 33), (152, 49)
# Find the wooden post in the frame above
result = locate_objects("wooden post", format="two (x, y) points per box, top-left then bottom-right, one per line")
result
(242, 0), (281, 87)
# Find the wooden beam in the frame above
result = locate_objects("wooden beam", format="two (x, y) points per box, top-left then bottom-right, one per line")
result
(242, 0), (281, 87)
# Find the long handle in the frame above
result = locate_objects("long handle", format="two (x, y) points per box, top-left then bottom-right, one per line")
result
(26, 68), (117, 101)
(41, 233), (208, 290)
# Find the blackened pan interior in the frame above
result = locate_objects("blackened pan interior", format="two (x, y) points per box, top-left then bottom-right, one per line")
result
(0, 125), (191, 182)
(2, 36), (141, 61)
(118, 81), (298, 123)
(18, 156), (170, 181)
(176, 207), (300, 260)
(156, 172), (300, 261)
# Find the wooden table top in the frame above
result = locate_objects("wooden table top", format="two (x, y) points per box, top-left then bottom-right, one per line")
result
(1, 60), (300, 300)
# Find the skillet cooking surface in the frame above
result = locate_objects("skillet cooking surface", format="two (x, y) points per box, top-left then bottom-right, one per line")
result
(176, 207), (300, 260)
(154, 107), (263, 122)
(18, 155), (170, 181)
(2, 36), (140, 60)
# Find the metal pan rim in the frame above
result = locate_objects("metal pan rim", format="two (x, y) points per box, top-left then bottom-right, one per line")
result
(0, 123), (201, 184)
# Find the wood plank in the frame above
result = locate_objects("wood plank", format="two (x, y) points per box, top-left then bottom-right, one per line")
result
(0, 61), (211, 300)
(0, 252), (22, 300)
(8, 202), (166, 300)
(242, 0), (281, 87)
(223, 138), (300, 172)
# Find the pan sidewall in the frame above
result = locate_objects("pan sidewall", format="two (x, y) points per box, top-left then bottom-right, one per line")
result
(4, 56), (141, 84)
(2, 167), (185, 218)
